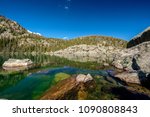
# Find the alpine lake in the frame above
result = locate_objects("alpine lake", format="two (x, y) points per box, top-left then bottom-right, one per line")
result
(0, 53), (149, 100)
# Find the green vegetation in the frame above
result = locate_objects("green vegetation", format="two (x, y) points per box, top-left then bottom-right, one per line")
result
(0, 53), (106, 71)
(53, 73), (71, 84)
(0, 16), (127, 54)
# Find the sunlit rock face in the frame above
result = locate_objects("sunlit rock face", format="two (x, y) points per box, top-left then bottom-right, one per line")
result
(113, 40), (150, 73)
(2, 59), (33, 71)
(76, 74), (93, 83)
(50, 44), (122, 64)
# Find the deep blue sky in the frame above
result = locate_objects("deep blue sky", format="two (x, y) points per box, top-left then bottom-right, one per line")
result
(0, 0), (150, 40)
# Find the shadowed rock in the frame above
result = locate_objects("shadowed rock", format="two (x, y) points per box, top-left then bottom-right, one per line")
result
(127, 27), (150, 48)
(132, 57), (140, 71)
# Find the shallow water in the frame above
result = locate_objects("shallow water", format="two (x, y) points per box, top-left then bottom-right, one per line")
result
(0, 66), (112, 100)
(1, 54), (149, 100)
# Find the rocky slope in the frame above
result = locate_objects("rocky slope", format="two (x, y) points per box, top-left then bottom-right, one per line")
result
(0, 16), (64, 53)
(0, 16), (127, 54)
(49, 36), (127, 65)
(113, 27), (150, 86)
(50, 44), (122, 64)
(113, 41), (150, 73)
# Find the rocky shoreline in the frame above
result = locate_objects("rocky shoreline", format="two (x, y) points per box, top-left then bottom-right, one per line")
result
(112, 28), (150, 87)
(48, 27), (150, 89)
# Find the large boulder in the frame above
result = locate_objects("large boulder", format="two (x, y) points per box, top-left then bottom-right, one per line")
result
(2, 59), (33, 71)
(41, 74), (95, 100)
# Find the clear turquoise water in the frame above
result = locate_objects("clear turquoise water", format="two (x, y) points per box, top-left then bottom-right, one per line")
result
(0, 67), (109, 100)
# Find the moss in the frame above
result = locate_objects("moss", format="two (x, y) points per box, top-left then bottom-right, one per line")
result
(94, 75), (103, 79)
(54, 73), (71, 84)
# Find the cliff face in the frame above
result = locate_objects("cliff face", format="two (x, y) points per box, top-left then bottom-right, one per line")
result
(127, 27), (150, 48)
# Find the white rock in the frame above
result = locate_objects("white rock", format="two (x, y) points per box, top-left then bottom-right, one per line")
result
(76, 74), (93, 83)
(2, 59), (33, 71)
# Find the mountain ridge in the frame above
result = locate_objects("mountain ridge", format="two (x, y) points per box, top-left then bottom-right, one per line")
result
(0, 16), (127, 53)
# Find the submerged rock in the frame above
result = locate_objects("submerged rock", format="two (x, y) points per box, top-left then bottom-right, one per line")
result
(41, 74), (95, 100)
(54, 73), (71, 84)
(2, 59), (33, 71)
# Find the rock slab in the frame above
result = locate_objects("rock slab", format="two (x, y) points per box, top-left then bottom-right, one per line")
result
(41, 74), (95, 100)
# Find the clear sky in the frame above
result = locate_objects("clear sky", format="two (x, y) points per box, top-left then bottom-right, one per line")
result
(0, 0), (150, 40)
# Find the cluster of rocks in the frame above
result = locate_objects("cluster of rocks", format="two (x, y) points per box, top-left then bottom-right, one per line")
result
(112, 27), (150, 86)
(41, 74), (95, 100)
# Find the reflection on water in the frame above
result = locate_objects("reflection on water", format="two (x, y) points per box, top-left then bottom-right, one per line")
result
(0, 53), (149, 100)
(0, 53), (107, 71)
(0, 67), (111, 100)
(0, 72), (27, 92)
(54, 54), (102, 63)
(0, 53), (114, 100)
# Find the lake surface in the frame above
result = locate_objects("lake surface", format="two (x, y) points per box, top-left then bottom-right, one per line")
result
(0, 66), (113, 100)
(0, 54), (119, 100)
(1, 54), (149, 100)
